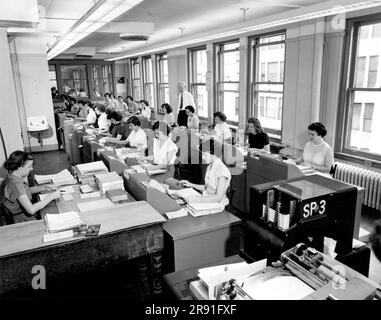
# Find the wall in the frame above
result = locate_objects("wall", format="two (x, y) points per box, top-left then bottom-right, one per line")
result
(0, 28), (24, 159)
(11, 37), (58, 152)
(115, 59), (128, 98)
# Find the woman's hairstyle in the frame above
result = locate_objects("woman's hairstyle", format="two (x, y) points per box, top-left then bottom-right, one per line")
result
(127, 116), (141, 127)
(84, 101), (93, 108)
(185, 105), (195, 114)
(126, 96), (134, 101)
(247, 117), (264, 133)
(213, 111), (227, 122)
(107, 111), (122, 121)
(140, 100), (149, 107)
(77, 100), (85, 106)
(199, 138), (223, 157)
(104, 93), (110, 98)
(152, 121), (171, 136)
(4, 151), (33, 173)
(95, 104), (106, 113)
(117, 96), (123, 99)
(308, 122), (327, 137)
(161, 103), (173, 114)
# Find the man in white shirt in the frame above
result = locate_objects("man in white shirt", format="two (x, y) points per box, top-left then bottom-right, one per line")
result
(177, 81), (195, 127)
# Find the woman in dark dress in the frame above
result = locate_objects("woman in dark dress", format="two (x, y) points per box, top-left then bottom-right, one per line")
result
(246, 117), (270, 152)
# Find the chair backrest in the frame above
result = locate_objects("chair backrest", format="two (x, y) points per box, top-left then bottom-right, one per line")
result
(0, 204), (14, 226)
(329, 163), (338, 177)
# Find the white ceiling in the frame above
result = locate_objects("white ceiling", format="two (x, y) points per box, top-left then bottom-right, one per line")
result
(7, 0), (371, 59)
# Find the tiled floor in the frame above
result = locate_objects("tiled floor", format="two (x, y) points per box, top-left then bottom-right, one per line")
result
(31, 150), (381, 285)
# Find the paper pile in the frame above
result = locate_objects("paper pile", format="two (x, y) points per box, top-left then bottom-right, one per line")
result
(44, 211), (84, 233)
(186, 202), (225, 217)
(94, 171), (124, 194)
(35, 169), (76, 186)
(74, 161), (108, 185)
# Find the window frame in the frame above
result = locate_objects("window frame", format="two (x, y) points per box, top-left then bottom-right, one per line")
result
(142, 55), (154, 109)
(336, 13), (381, 165)
(188, 45), (208, 120)
(248, 31), (286, 140)
(130, 57), (142, 101)
(155, 52), (169, 114)
(214, 39), (240, 126)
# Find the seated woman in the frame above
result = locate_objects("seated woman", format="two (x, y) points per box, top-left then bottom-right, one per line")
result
(77, 100), (88, 119)
(0, 151), (61, 224)
(296, 122), (334, 173)
(140, 100), (152, 120)
(143, 121), (178, 170)
(115, 116), (147, 150)
(246, 117), (270, 152)
(126, 96), (138, 114)
(185, 105), (200, 130)
(105, 111), (128, 142)
(84, 101), (97, 125)
(212, 111), (232, 142)
(180, 138), (231, 206)
(161, 103), (175, 127)
(95, 105), (110, 133)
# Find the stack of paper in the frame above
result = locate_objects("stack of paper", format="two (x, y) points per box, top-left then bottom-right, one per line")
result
(167, 188), (200, 200)
(190, 260), (266, 300)
(94, 171), (124, 194)
(35, 169), (76, 186)
(106, 189), (128, 202)
(165, 208), (188, 219)
(44, 211), (84, 233)
(186, 202), (225, 217)
(74, 161), (109, 185)
(298, 164), (315, 175)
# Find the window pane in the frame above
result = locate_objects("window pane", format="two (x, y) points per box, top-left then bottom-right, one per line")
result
(193, 50), (207, 83)
(194, 85), (208, 118)
(350, 103), (362, 131)
(221, 50), (240, 82)
(259, 34), (285, 44)
(260, 62), (266, 81)
(354, 57), (366, 87)
(220, 91), (239, 122)
(372, 23), (381, 38)
(368, 55), (378, 87)
(346, 91), (381, 155)
(255, 91), (283, 132)
(260, 96), (264, 117)
(220, 82), (239, 91)
(267, 62), (278, 82)
(49, 65), (57, 91)
(223, 42), (240, 51)
(60, 65), (88, 97)
(359, 25), (369, 39)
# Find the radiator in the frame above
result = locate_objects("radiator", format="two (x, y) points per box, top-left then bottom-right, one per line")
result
(333, 162), (381, 210)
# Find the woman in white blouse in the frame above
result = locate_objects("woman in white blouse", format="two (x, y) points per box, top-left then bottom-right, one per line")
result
(212, 111), (232, 142)
(185, 105), (200, 130)
(143, 121), (178, 170)
(85, 101), (97, 125)
(95, 105), (110, 132)
(161, 103), (175, 127)
(296, 122), (334, 173)
(140, 100), (152, 120)
(180, 138), (231, 206)
(115, 116), (147, 150)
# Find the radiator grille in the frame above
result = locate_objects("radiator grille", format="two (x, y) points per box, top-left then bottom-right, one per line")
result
(333, 162), (381, 210)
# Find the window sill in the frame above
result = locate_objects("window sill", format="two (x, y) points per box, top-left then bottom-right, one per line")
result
(334, 152), (381, 170)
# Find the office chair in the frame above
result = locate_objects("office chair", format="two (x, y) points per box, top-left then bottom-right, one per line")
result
(0, 204), (14, 226)
(226, 185), (236, 212)
(329, 163), (338, 177)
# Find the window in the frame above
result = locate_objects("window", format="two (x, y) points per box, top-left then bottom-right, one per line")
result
(189, 47), (208, 118)
(339, 19), (381, 160)
(142, 56), (154, 108)
(131, 58), (142, 101)
(60, 64), (88, 98)
(249, 32), (285, 139)
(91, 64), (113, 99)
(156, 53), (169, 109)
(215, 40), (240, 123)
(49, 65), (57, 91)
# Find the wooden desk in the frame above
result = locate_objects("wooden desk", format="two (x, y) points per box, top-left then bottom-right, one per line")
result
(41, 184), (135, 215)
(0, 201), (166, 296)
(163, 212), (242, 273)
(163, 255), (244, 300)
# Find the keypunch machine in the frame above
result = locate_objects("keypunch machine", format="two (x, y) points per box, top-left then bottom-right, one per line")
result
(242, 174), (371, 276)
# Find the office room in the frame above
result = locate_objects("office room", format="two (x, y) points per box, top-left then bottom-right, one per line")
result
(0, 0), (381, 305)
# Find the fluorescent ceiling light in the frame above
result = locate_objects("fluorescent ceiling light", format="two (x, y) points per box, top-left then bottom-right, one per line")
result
(47, 0), (143, 60)
(106, 0), (381, 61)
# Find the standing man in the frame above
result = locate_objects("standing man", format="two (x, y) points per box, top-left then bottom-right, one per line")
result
(177, 81), (195, 127)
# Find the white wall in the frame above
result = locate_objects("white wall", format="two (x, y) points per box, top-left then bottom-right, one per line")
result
(12, 37), (58, 152)
(0, 28), (24, 159)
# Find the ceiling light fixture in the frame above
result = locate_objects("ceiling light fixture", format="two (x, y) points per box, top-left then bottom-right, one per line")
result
(47, 0), (143, 60)
(106, 0), (381, 61)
